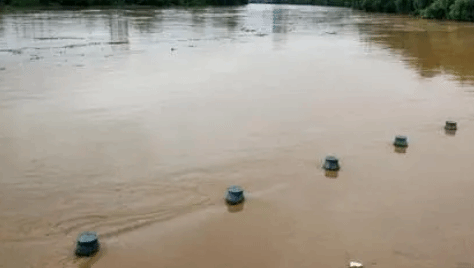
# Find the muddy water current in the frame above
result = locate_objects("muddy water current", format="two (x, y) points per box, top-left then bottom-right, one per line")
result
(1, 4), (474, 268)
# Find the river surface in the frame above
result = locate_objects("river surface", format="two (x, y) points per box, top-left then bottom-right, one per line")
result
(1, 4), (474, 268)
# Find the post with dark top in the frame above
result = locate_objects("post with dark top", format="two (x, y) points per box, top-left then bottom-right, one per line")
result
(445, 121), (457, 131)
(323, 156), (340, 171)
(393, 135), (408, 148)
(225, 185), (245, 205)
(75, 231), (100, 257)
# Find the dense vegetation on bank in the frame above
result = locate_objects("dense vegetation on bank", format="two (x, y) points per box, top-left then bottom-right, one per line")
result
(0, 0), (247, 8)
(270, 0), (474, 21)
(351, 0), (474, 21)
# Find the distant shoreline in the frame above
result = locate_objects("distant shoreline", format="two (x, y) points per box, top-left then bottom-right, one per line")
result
(0, 4), (209, 10)
(2, 0), (474, 23)
(0, 0), (248, 10)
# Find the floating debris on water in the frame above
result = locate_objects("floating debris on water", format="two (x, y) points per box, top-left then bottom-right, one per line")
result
(241, 27), (256, 33)
(30, 55), (42, 61)
(0, 49), (23, 55)
(35, 37), (85, 40)
(108, 41), (129, 45)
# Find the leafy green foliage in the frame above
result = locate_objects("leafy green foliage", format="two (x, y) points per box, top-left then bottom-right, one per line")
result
(449, 0), (474, 20)
(351, 0), (474, 21)
(5, 0), (245, 8)
(421, 0), (452, 18)
(9, 0), (41, 6)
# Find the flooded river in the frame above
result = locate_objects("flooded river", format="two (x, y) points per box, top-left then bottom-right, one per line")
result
(1, 4), (474, 268)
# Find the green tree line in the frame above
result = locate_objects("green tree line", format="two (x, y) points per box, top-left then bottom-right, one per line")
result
(270, 0), (474, 21)
(254, 0), (474, 21)
(351, 0), (474, 21)
(1, 0), (247, 8)
(1, 0), (473, 21)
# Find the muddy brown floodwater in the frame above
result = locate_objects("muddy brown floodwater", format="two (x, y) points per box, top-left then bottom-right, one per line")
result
(1, 4), (474, 268)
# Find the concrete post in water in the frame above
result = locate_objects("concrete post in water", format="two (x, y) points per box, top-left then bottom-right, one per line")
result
(445, 121), (457, 131)
(75, 232), (100, 257)
(323, 156), (340, 171)
(225, 185), (245, 205)
(393, 135), (408, 148)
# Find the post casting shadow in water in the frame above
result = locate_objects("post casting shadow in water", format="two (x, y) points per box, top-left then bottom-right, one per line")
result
(325, 170), (339, 179)
(76, 243), (106, 268)
(227, 203), (244, 213)
(445, 129), (457, 136)
(394, 147), (407, 154)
